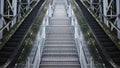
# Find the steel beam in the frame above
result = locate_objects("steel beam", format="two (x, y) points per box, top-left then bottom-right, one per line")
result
(18, 0), (21, 20)
(117, 0), (120, 39)
(90, 0), (94, 10)
(0, 0), (4, 39)
(98, 0), (102, 20)
(0, 0), (41, 40)
(103, 0), (109, 27)
(27, 0), (30, 10)
(12, 0), (17, 27)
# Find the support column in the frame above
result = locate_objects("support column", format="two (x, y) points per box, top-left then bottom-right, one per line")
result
(0, 0), (4, 39)
(27, 0), (30, 10)
(18, 0), (21, 20)
(117, 0), (120, 39)
(90, 0), (94, 10)
(99, 0), (102, 20)
(103, 0), (109, 27)
(34, 0), (39, 2)
(12, 0), (17, 27)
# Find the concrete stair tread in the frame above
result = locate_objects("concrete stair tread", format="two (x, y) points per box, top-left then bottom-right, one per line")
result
(45, 41), (75, 44)
(41, 61), (79, 64)
(51, 17), (69, 19)
(46, 38), (74, 41)
(44, 48), (76, 50)
(44, 44), (75, 46)
(41, 56), (79, 61)
(44, 46), (76, 48)
(40, 64), (80, 68)
(46, 33), (74, 36)
(43, 53), (77, 56)
(40, 64), (80, 66)
(43, 50), (77, 53)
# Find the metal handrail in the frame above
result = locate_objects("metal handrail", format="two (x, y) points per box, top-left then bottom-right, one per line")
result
(27, 4), (53, 68)
(70, 5), (89, 67)
(14, 3), (53, 68)
(69, 5), (96, 68)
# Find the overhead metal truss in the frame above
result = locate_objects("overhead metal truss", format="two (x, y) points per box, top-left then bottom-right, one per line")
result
(80, 0), (120, 39)
(0, 0), (39, 39)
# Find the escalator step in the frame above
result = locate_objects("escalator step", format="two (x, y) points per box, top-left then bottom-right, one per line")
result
(108, 52), (120, 58)
(113, 58), (120, 63)
(0, 51), (12, 58)
(99, 38), (110, 41)
(0, 58), (8, 63)
(96, 34), (108, 38)
(105, 47), (118, 52)
(5, 42), (19, 47)
(12, 35), (23, 39)
(8, 38), (21, 42)
(2, 47), (15, 52)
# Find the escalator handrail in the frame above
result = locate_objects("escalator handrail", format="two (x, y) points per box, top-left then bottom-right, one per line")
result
(69, 6), (95, 68)
(1, 0), (45, 67)
(76, 0), (120, 67)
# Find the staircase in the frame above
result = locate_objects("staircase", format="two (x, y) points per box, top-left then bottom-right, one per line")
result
(39, 1), (80, 68)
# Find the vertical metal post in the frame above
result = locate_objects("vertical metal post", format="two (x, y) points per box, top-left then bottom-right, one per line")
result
(27, 0), (30, 10)
(48, 5), (50, 16)
(90, 0), (94, 10)
(117, 0), (120, 39)
(12, 0), (17, 27)
(103, 0), (109, 27)
(0, 0), (4, 39)
(18, 0), (21, 20)
(99, 0), (102, 20)
(34, 0), (39, 2)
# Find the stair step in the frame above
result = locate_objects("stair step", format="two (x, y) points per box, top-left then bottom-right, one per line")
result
(44, 46), (76, 49)
(96, 34), (108, 38)
(0, 58), (8, 64)
(105, 46), (118, 52)
(108, 52), (120, 58)
(9, 38), (21, 42)
(45, 41), (75, 44)
(41, 61), (79, 65)
(46, 33), (74, 36)
(43, 50), (77, 53)
(40, 64), (80, 68)
(5, 42), (19, 47)
(43, 53), (77, 56)
(0, 51), (12, 58)
(2, 47), (15, 52)
(99, 38), (111, 42)
(46, 36), (74, 39)
(44, 47), (76, 50)
(40, 64), (80, 66)
(47, 26), (73, 33)
(44, 44), (75, 46)
(46, 38), (74, 41)
(101, 42), (115, 47)
(41, 56), (78, 62)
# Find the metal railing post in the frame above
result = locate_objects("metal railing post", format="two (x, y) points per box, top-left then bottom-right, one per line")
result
(68, 4), (96, 68)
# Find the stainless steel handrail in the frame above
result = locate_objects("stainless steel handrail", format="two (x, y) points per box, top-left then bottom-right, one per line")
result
(68, 4), (103, 68)
(14, 1), (51, 68)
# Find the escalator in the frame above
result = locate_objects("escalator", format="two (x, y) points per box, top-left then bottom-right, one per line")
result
(75, 0), (120, 67)
(0, 0), (44, 67)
